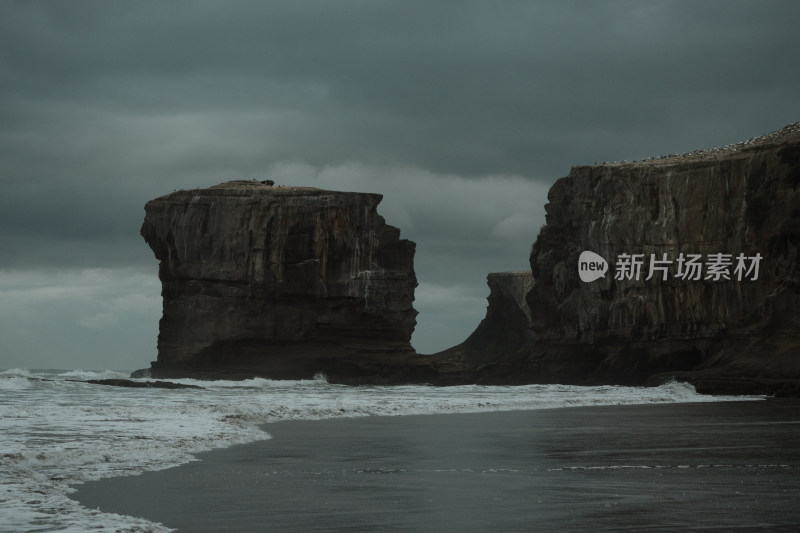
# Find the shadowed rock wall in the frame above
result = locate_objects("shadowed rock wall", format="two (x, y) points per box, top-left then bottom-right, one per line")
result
(516, 123), (800, 393)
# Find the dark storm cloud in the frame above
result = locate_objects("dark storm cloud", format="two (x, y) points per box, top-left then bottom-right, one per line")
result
(3, 1), (798, 186)
(1, 1), (799, 362)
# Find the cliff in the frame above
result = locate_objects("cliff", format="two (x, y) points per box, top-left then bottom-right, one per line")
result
(136, 124), (800, 393)
(504, 122), (800, 394)
(138, 180), (459, 383)
(435, 271), (535, 366)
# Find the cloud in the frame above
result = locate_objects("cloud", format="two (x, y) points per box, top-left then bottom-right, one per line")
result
(0, 268), (161, 370)
(493, 213), (542, 241)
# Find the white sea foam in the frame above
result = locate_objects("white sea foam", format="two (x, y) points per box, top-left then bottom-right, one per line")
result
(0, 369), (760, 532)
(0, 367), (32, 378)
(56, 369), (132, 380)
(0, 373), (32, 390)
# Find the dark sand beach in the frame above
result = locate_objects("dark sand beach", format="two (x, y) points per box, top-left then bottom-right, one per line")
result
(74, 400), (800, 532)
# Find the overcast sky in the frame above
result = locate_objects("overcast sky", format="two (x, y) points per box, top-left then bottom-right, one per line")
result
(1, 1), (798, 371)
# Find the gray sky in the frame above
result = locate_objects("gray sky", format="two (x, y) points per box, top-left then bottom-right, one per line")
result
(1, 0), (798, 370)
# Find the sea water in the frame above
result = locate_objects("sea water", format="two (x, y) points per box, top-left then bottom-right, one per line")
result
(0, 367), (760, 532)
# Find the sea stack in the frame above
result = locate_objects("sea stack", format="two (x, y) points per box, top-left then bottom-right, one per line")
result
(139, 180), (430, 382)
(435, 271), (536, 366)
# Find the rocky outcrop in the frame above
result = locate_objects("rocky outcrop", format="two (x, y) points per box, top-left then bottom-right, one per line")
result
(136, 124), (800, 393)
(435, 271), (535, 366)
(504, 122), (800, 394)
(86, 379), (203, 389)
(138, 180), (465, 383)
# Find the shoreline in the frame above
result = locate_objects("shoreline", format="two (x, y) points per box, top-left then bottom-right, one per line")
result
(72, 399), (800, 532)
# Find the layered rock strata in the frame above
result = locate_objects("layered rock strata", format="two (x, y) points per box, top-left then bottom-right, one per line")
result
(500, 123), (800, 394)
(435, 271), (535, 366)
(139, 180), (458, 383)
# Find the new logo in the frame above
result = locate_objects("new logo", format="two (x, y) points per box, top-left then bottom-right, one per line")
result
(578, 251), (762, 283)
(578, 251), (609, 282)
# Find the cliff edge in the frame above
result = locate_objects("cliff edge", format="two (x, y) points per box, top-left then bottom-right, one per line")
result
(514, 122), (800, 394)
(138, 180), (458, 383)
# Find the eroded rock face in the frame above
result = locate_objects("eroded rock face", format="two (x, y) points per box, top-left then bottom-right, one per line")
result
(435, 271), (535, 366)
(520, 123), (800, 393)
(140, 180), (426, 381)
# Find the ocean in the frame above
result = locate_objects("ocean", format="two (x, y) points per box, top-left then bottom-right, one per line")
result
(0, 368), (760, 532)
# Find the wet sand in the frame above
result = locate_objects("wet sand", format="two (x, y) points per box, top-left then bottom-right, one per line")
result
(73, 400), (800, 532)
